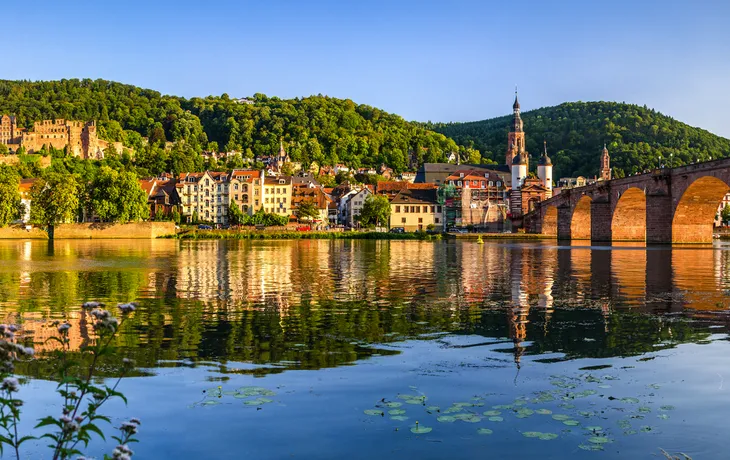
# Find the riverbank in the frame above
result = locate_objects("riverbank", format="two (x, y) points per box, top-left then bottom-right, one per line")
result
(0, 222), (175, 239)
(162, 230), (442, 240)
(447, 233), (555, 240)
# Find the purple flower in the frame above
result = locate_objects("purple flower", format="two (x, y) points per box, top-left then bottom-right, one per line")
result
(1, 377), (19, 393)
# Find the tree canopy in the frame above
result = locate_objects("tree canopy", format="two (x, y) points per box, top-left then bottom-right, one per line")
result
(0, 165), (21, 226)
(30, 172), (80, 226)
(358, 195), (391, 228)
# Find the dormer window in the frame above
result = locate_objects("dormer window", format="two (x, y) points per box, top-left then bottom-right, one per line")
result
(459, 173), (464, 178)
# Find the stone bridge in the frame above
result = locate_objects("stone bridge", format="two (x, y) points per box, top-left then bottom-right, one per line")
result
(524, 158), (730, 243)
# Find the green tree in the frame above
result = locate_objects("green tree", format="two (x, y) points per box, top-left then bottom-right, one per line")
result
(192, 210), (199, 224)
(171, 207), (181, 224)
(89, 167), (149, 222)
(358, 195), (391, 228)
(0, 144), (8, 156)
(0, 166), (21, 226)
(721, 204), (730, 225)
(297, 200), (320, 222)
(30, 172), (80, 233)
(228, 200), (245, 226)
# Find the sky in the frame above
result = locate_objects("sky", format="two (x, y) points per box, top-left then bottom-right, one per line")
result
(2, 0), (730, 137)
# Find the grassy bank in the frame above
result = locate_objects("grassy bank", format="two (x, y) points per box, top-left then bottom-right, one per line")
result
(447, 233), (555, 240)
(162, 230), (443, 240)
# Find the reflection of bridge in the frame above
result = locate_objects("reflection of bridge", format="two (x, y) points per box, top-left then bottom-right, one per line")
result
(524, 159), (730, 243)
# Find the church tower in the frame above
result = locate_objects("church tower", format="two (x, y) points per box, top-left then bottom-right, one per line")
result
(506, 91), (527, 170)
(537, 140), (553, 198)
(599, 144), (611, 181)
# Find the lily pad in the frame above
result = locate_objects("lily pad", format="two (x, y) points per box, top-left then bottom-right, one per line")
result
(492, 404), (513, 410)
(477, 428), (493, 435)
(391, 415), (409, 421)
(426, 405), (440, 412)
(660, 405), (675, 411)
(585, 426), (603, 432)
(638, 407), (651, 413)
(522, 431), (542, 438)
(483, 410), (501, 416)
(563, 420), (580, 426)
(410, 425), (432, 434)
(640, 426), (653, 433)
(201, 400), (220, 406)
(621, 397), (640, 404)
(658, 414), (669, 420)
(488, 416), (504, 422)
(559, 403), (576, 409)
(384, 402), (403, 408)
(535, 409), (552, 415)
(579, 444), (604, 451)
(437, 415), (457, 423)
(388, 409), (406, 416)
(364, 409), (384, 416)
(552, 414), (572, 421)
(588, 436), (612, 444)
(444, 406), (463, 414)
(538, 433), (559, 441)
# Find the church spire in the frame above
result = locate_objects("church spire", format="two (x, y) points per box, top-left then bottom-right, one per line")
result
(600, 144), (611, 181)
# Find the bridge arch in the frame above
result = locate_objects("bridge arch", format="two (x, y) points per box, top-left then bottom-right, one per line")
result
(672, 176), (730, 243)
(612, 187), (646, 241)
(571, 195), (592, 240)
(542, 205), (558, 236)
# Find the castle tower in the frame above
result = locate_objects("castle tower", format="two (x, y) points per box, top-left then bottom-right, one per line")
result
(511, 151), (527, 190)
(506, 91), (527, 169)
(537, 140), (553, 198)
(600, 144), (611, 181)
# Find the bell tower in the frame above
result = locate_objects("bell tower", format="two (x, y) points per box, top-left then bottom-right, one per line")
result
(506, 91), (527, 170)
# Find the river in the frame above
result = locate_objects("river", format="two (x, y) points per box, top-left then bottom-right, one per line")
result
(2, 239), (729, 458)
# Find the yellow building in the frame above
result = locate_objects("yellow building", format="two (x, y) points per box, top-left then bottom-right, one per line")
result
(262, 177), (293, 217)
(389, 189), (442, 231)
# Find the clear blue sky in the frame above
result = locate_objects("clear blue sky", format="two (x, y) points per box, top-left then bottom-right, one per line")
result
(3, 0), (729, 137)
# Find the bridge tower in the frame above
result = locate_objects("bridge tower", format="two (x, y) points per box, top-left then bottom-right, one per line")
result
(506, 91), (527, 170)
(537, 140), (553, 198)
(600, 144), (611, 181)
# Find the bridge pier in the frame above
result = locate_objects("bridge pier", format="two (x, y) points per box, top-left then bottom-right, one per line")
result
(646, 193), (673, 244)
(557, 206), (572, 240)
(590, 200), (612, 242)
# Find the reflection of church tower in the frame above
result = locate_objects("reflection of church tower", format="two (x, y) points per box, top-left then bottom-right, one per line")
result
(600, 144), (611, 181)
(508, 249), (530, 368)
(506, 91), (527, 169)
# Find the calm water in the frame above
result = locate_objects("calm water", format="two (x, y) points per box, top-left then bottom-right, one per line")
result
(3, 239), (730, 459)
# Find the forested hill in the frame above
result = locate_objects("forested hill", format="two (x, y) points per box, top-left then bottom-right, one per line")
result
(428, 102), (730, 179)
(0, 79), (473, 174)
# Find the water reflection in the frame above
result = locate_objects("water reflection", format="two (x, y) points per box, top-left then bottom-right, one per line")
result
(0, 240), (729, 375)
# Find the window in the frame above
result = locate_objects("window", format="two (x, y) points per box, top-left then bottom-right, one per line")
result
(283, 197), (286, 203)
(435, 217), (440, 224)
(205, 179), (210, 186)
(395, 206), (400, 213)
(418, 218), (423, 223)
(265, 198), (270, 204)
(488, 181), (493, 187)
(277, 198), (281, 203)
(234, 184), (239, 190)
(404, 207), (409, 213)
(414, 206), (420, 213)
(235, 194), (239, 200)
(496, 181), (501, 187)
(401, 217), (406, 224)
(436, 206), (442, 213)
(282, 208), (286, 213)
(457, 181), (462, 187)
(481, 181), (485, 188)
(430, 206), (435, 213)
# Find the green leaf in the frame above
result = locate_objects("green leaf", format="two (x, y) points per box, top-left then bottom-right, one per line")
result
(84, 422), (106, 441)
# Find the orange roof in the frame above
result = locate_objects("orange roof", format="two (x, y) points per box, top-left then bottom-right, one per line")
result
(139, 179), (156, 197)
(231, 169), (261, 180)
(18, 178), (37, 193)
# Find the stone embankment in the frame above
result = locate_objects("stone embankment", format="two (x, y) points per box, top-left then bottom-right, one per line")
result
(0, 222), (175, 239)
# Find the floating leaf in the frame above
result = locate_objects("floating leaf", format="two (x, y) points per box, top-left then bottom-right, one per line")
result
(492, 405), (513, 410)
(588, 436), (612, 444)
(488, 416), (504, 422)
(658, 414), (669, 420)
(579, 444), (604, 451)
(391, 416), (409, 421)
(624, 430), (638, 435)
(538, 433), (559, 441)
(202, 400), (220, 406)
(638, 407), (651, 413)
(389, 409), (406, 416)
(384, 402), (403, 408)
(621, 397), (640, 404)
(477, 428), (493, 435)
(364, 409), (384, 416)
(535, 409), (552, 415)
(437, 415), (457, 423)
(483, 410), (501, 417)
(444, 406), (463, 414)
(598, 384), (611, 389)
(660, 405), (675, 411)
(563, 420), (580, 426)
(585, 426), (603, 432)
(640, 426), (652, 433)
(559, 403), (576, 409)
(426, 405), (440, 412)
(578, 411), (594, 417)
(410, 425), (432, 434)
(552, 414), (571, 421)
(522, 431), (542, 438)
